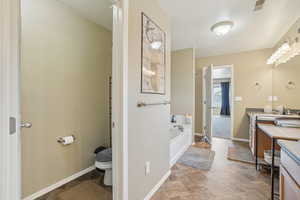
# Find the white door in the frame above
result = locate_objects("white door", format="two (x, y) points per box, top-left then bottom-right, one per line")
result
(202, 65), (213, 143)
(0, 0), (22, 199)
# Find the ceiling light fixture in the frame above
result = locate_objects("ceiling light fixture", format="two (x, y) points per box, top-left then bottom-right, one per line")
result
(211, 21), (234, 36)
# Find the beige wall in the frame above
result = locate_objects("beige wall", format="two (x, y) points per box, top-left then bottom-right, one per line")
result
(273, 18), (300, 109)
(196, 49), (273, 139)
(171, 48), (195, 133)
(128, 0), (171, 199)
(21, 0), (112, 197)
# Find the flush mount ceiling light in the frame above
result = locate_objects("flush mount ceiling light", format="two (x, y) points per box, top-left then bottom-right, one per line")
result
(211, 21), (234, 36)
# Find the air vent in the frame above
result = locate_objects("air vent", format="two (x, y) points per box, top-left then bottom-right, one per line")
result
(254, 0), (266, 11)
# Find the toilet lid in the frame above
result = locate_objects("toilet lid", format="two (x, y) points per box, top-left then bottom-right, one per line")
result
(96, 148), (112, 162)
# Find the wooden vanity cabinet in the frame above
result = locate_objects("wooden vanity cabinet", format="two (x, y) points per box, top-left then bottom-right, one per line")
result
(250, 120), (280, 157)
(280, 165), (300, 200)
(280, 150), (300, 200)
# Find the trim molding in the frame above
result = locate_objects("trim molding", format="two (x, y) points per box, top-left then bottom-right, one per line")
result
(232, 137), (249, 143)
(143, 170), (171, 200)
(170, 143), (190, 167)
(0, 0), (21, 199)
(23, 166), (95, 200)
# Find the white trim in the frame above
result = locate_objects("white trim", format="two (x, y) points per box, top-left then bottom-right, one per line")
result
(210, 65), (235, 140)
(170, 143), (190, 167)
(143, 170), (171, 200)
(109, 1), (129, 200)
(22, 166), (96, 200)
(1, 0), (129, 199)
(215, 65), (234, 139)
(0, 0), (21, 199)
(231, 137), (250, 143)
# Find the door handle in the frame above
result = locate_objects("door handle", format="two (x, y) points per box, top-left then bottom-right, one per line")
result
(21, 122), (32, 128)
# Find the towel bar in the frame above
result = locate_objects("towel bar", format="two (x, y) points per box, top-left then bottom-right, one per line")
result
(137, 101), (170, 107)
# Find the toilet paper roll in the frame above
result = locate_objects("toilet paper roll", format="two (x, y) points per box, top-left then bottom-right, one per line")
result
(62, 136), (74, 145)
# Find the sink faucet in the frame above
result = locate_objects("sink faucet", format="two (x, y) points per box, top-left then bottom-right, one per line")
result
(174, 125), (184, 132)
(284, 106), (292, 115)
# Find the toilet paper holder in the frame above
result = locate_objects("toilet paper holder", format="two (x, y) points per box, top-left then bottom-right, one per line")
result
(57, 135), (76, 144)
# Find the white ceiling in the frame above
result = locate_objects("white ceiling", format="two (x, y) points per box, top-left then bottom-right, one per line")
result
(59, 0), (112, 30)
(159, 0), (300, 58)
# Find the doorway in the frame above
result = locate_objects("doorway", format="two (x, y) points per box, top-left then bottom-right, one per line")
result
(202, 65), (234, 143)
(212, 66), (232, 139)
(0, 0), (128, 199)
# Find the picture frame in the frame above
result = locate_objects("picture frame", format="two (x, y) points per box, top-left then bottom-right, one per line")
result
(141, 12), (166, 95)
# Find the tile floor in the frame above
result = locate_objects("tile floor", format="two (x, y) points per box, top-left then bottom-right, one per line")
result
(151, 138), (274, 200)
(36, 170), (112, 200)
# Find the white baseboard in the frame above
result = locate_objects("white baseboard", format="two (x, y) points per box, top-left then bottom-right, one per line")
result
(170, 143), (190, 167)
(23, 166), (96, 200)
(231, 137), (249, 143)
(143, 170), (171, 200)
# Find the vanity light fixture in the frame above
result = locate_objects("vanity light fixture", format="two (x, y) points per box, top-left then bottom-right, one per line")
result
(143, 67), (156, 76)
(211, 21), (234, 36)
(267, 42), (291, 65)
(276, 38), (300, 66)
(145, 19), (162, 50)
(267, 38), (300, 66)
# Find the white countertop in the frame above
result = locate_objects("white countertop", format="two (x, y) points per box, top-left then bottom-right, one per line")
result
(247, 112), (300, 120)
(257, 124), (300, 140)
(278, 140), (300, 165)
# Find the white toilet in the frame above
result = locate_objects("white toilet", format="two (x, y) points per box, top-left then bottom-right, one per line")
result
(95, 148), (112, 186)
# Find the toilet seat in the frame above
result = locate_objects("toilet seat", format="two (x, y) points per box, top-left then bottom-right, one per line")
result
(95, 161), (112, 170)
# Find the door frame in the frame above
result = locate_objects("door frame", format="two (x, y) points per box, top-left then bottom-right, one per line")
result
(202, 65), (213, 142)
(205, 64), (234, 140)
(0, 0), (129, 199)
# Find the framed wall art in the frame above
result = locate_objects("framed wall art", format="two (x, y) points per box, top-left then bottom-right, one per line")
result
(141, 13), (166, 94)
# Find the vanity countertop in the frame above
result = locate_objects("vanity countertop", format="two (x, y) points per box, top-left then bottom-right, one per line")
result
(278, 140), (300, 166)
(257, 124), (300, 140)
(247, 112), (300, 120)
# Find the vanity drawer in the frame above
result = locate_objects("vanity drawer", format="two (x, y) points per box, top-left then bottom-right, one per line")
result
(281, 150), (300, 186)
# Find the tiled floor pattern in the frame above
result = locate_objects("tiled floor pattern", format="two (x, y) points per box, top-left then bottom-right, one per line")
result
(151, 138), (274, 200)
(36, 170), (112, 200)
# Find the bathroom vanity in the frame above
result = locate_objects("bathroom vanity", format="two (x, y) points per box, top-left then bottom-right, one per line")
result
(247, 110), (300, 157)
(278, 141), (300, 200)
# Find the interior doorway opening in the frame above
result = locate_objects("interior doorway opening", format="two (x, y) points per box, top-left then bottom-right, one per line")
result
(212, 66), (232, 139)
(19, 0), (122, 199)
(202, 65), (234, 143)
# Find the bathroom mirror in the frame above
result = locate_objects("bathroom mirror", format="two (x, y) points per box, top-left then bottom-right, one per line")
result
(272, 18), (300, 110)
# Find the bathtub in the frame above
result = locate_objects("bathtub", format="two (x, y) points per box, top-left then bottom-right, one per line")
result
(169, 125), (192, 167)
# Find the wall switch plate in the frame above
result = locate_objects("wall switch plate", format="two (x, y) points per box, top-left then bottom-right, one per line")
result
(145, 161), (150, 175)
(234, 96), (242, 102)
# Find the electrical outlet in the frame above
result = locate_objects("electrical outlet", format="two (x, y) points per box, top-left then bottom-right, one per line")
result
(145, 161), (151, 175)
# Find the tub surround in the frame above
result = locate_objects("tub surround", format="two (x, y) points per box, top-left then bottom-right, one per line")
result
(170, 115), (193, 167)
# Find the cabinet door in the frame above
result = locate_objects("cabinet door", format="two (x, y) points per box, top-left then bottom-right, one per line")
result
(280, 165), (300, 200)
